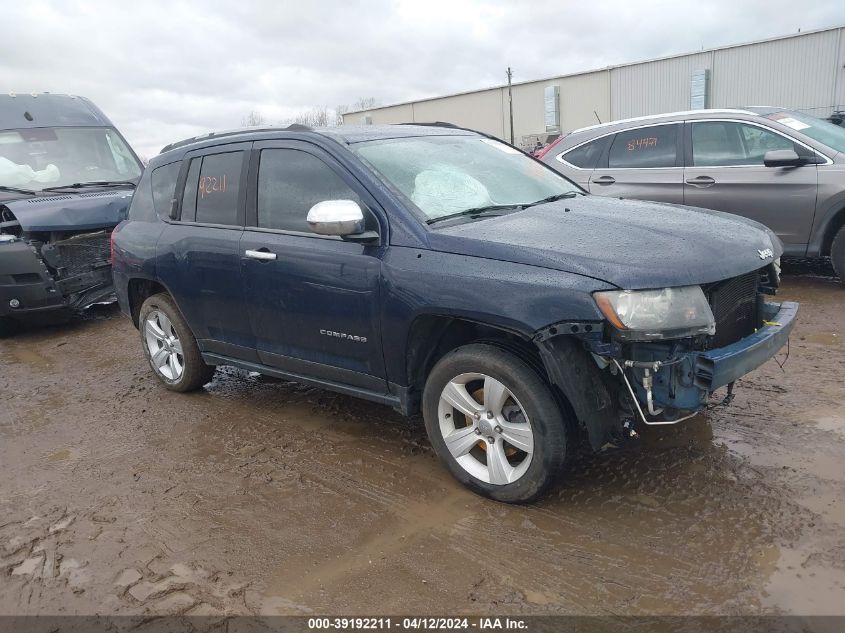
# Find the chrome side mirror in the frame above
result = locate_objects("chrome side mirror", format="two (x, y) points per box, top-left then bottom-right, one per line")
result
(306, 200), (365, 236)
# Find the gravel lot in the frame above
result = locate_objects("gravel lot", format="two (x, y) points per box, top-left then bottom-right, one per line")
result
(1, 260), (843, 617)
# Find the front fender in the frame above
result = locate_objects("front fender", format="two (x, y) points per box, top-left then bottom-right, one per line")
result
(534, 334), (620, 451)
(381, 246), (611, 385)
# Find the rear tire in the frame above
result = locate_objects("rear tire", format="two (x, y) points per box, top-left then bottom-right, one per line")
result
(138, 293), (215, 392)
(422, 343), (572, 503)
(831, 225), (845, 285)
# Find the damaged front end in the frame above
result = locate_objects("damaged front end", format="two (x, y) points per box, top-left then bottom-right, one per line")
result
(535, 263), (797, 450)
(0, 191), (131, 322)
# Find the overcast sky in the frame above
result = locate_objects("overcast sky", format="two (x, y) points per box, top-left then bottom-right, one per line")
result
(3, 0), (845, 158)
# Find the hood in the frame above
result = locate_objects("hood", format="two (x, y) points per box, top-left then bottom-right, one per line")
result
(2, 189), (133, 232)
(427, 196), (781, 289)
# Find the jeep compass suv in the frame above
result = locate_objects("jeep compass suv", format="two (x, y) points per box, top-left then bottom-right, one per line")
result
(112, 124), (797, 503)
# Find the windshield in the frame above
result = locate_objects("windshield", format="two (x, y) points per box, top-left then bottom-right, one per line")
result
(353, 135), (581, 222)
(0, 126), (142, 192)
(764, 111), (845, 154)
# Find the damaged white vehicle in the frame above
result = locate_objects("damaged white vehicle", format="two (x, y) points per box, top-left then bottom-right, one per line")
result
(0, 93), (142, 334)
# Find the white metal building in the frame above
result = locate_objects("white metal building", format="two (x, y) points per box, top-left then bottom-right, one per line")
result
(342, 25), (845, 149)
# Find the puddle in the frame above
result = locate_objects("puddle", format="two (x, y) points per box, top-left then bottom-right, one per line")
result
(46, 448), (79, 462)
(764, 545), (845, 615)
(801, 333), (840, 346)
(4, 346), (52, 367)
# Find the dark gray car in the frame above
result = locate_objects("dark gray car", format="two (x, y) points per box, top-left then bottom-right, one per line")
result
(0, 94), (143, 335)
(542, 107), (845, 282)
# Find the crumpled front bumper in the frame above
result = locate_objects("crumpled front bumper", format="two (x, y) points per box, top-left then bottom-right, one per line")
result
(535, 300), (798, 446)
(0, 236), (115, 319)
(693, 301), (798, 392)
(0, 239), (67, 318)
(626, 300), (798, 414)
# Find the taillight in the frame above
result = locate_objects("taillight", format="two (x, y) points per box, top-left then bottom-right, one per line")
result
(536, 134), (566, 160)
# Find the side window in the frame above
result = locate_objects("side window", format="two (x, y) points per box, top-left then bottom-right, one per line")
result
(692, 121), (799, 166)
(150, 162), (181, 219)
(180, 158), (201, 222)
(561, 137), (608, 169)
(193, 152), (243, 225)
(608, 125), (677, 168)
(257, 149), (360, 233)
(738, 124), (798, 163)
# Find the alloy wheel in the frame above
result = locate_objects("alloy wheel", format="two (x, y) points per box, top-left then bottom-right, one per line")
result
(143, 310), (184, 381)
(437, 372), (534, 485)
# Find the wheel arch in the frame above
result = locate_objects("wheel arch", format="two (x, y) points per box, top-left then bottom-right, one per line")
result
(820, 204), (845, 257)
(126, 277), (171, 328)
(404, 314), (543, 413)
(403, 314), (591, 441)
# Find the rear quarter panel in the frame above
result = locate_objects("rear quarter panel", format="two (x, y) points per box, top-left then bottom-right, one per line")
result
(111, 171), (165, 321)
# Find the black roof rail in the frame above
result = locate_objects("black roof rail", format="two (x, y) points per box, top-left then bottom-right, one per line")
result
(397, 121), (528, 153)
(399, 121), (461, 129)
(160, 123), (313, 154)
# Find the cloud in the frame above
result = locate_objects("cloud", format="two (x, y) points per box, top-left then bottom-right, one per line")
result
(1, 0), (843, 157)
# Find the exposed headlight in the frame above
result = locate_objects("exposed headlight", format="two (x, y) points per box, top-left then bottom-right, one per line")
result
(594, 286), (715, 340)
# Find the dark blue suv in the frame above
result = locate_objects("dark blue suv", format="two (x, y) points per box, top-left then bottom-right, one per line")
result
(112, 124), (797, 503)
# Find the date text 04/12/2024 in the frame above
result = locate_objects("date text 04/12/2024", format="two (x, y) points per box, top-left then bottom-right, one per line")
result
(307, 617), (529, 630)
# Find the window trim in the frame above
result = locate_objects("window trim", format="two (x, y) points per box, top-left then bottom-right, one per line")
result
(684, 118), (832, 168)
(244, 139), (385, 242)
(558, 122), (684, 171)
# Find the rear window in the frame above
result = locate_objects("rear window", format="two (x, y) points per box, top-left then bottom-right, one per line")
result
(150, 162), (180, 219)
(608, 124), (677, 169)
(181, 152), (243, 225)
(561, 137), (609, 169)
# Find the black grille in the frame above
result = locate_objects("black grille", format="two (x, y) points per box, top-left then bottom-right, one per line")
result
(54, 231), (112, 278)
(705, 270), (760, 348)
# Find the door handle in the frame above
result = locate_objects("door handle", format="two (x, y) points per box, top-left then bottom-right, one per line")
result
(592, 175), (616, 185)
(244, 249), (277, 261)
(685, 175), (716, 187)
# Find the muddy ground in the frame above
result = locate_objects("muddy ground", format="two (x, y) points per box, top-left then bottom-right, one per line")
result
(0, 260), (843, 619)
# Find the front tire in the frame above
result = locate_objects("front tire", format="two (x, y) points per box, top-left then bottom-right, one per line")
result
(138, 293), (215, 392)
(422, 343), (572, 503)
(831, 225), (845, 285)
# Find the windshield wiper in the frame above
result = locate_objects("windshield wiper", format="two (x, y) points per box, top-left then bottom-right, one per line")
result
(426, 204), (524, 225)
(41, 180), (137, 193)
(426, 192), (585, 225)
(522, 191), (584, 208)
(0, 185), (37, 196)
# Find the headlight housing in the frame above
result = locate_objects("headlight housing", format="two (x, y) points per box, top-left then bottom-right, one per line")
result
(594, 286), (715, 341)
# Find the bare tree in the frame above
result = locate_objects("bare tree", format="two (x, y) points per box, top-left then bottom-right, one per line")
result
(241, 111), (266, 127)
(335, 103), (349, 126)
(335, 97), (377, 125)
(285, 106), (331, 128)
(352, 97), (377, 111)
